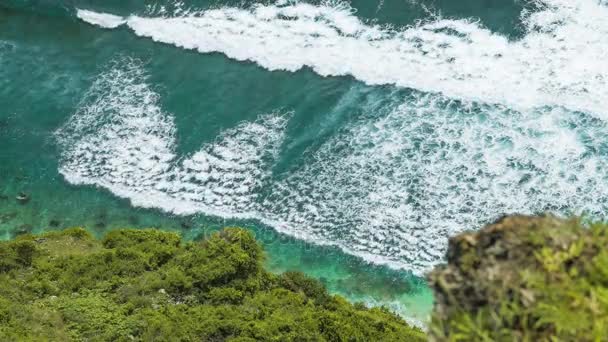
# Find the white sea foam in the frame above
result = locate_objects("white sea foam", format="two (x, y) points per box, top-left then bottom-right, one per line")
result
(76, 0), (608, 116)
(76, 9), (126, 28)
(57, 58), (288, 220)
(57, 59), (608, 275)
(67, 0), (608, 274)
(264, 94), (608, 271)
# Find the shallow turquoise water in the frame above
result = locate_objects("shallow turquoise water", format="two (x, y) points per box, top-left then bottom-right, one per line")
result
(2, 0), (608, 324)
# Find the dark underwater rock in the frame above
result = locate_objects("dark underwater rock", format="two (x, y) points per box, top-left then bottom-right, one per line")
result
(127, 215), (139, 225)
(14, 224), (33, 236)
(94, 221), (106, 229)
(16, 192), (30, 204)
(0, 212), (18, 224)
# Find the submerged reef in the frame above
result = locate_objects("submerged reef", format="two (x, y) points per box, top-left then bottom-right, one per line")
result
(429, 215), (608, 341)
(0, 227), (424, 341)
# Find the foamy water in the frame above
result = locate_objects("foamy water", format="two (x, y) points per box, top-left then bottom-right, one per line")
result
(56, 0), (608, 274)
(57, 59), (289, 219)
(56, 53), (608, 274)
(76, 9), (126, 29)
(76, 0), (608, 116)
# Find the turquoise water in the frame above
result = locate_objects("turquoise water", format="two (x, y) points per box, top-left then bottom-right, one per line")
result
(2, 0), (608, 325)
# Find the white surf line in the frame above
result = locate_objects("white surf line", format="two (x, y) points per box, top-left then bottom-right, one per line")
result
(76, 9), (126, 29)
(76, 1), (608, 117)
(56, 59), (608, 275)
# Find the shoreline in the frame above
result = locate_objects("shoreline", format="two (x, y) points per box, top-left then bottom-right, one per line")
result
(0, 182), (433, 325)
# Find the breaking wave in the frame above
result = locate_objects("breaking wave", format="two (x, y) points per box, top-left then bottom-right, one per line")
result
(76, 0), (608, 115)
(57, 59), (288, 219)
(57, 56), (608, 274)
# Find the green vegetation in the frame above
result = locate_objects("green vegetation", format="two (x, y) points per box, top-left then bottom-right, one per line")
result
(428, 215), (608, 341)
(3, 215), (607, 341)
(0, 227), (425, 341)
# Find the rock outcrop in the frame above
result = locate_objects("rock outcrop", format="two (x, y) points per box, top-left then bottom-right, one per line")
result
(428, 215), (608, 341)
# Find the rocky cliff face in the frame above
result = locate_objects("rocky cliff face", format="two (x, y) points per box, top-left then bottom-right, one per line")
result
(428, 215), (608, 341)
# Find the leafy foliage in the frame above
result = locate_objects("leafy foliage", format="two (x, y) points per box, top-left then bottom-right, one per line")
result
(428, 215), (608, 341)
(0, 227), (424, 341)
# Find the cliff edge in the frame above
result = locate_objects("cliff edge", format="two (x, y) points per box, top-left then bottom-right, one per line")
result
(428, 215), (608, 341)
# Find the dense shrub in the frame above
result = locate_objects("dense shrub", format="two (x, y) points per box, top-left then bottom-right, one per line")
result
(428, 215), (608, 341)
(0, 227), (424, 341)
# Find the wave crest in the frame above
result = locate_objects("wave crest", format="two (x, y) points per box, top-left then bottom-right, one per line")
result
(77, 0), (608, 115)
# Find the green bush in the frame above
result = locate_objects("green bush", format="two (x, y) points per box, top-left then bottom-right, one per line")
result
(279, 271), (331, 305)
(0, 227), (424, 341)
(429, 215), (608, 341)
(5, 215), (605, 341)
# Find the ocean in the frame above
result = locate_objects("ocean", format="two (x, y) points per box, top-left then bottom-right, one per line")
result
(1, 0), (607, 325)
